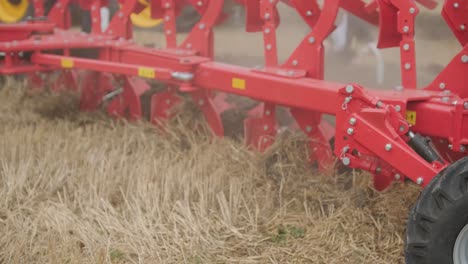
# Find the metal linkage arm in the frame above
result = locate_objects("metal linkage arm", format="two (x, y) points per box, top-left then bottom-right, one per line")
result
(377, 0), (419, 89)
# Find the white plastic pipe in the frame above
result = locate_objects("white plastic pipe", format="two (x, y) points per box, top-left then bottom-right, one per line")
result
(100, 7), (110, 32)
(367, 42), (385, 85)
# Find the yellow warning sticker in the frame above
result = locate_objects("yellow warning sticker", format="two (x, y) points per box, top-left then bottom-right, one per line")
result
(138, 67), (155, 79)
(61, 58), (74, 68)
(406, 110), (417, 125)
(232, 78), (246, 90)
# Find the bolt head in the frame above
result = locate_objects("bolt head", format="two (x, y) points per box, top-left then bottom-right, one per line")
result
(462, 55), (468, 63)
(399, 126), (405, 132)
(385, 143), (393, 151)
(416, 177), (424, 185)
(292, 60), (298, 66)
(347, 128), (354, 135)
(404, 63), (411, 70)
(349, 117), (357, 125)
(263, 125), (269, 131)
(395, 174), (401, 181)
(461, 24), (466, 31)
(308, 36), (315, 44)
(439, 82), (446, 89)
(345, 84), (354, 94)
(461, 145), (466, 152)
(395, 105), (401, 112)
(266, 44), (272, 50)
(454, 2), (460, 8)
(306, 10), (313, 16)
(409, 7), (416, 14)
(265, 110), (271, 116)
(403, 26), (409, 33)
(464, 102), (468, 109)
(403, 43), (410, 51)
(198, 99), (204, 105)
(342, 157), (351, 166)
(305, 126), (312, 133)
(376, 101), (384, 108)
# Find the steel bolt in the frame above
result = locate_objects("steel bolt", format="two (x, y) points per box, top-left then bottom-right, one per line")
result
(264, 125), (269, 131)
(442, 97), (450, 103)
(461, 145), (466, 152)
(165, 99), (171, 105)
(464, 102), (468, 109)
(461, 55), (468, 63)
(265, 110), (271, 116)
(395, 174), (401, 181)
(403, 43), (410, 51)
(306, 126), (312, 133)
(345, 84), (354, 93)
(385, 143), (393, 151)
(409, 7), (416, 14)
(308, 37), (315, 44)
(404, 63), (411, 70)
(461, 24), (466, 31)
(349, 117), (357, 125)
(264, 13), (270, 20)
(395, 105), (401, 112)
(416, 177), (424, 185)
(403, 26), (409, 33)
(454, 2), (460, 8)
(342, 157), (351, 166)
(264, 28), (271, 34)
(376, 101), (384, 108)
(376, 167), (382, 174)
(399, 126), (405, 132)
(439, 82), (446, 89)
(197, 1), (203, 6)
(198, 99), (204, 106)
(306, 10), (313, 16)
(449, 144), (453, 150)
(292, 60), (298, 66)
(266, 44), (272, 50)
(199, 23), (205, 30)
(347, 128), (354, 135)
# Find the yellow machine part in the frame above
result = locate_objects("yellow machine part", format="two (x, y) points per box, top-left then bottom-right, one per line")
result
(0, 0), (29, 23)
(130, 0), (162, 28)
(0, 0), (162, 28)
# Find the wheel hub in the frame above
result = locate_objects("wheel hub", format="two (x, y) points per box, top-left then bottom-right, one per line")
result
(454, 224), (468, 264)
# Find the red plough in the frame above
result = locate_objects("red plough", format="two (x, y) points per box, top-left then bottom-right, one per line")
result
(1, 0), (467, 263)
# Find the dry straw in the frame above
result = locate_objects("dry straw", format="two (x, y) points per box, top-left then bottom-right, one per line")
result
(0, 77), (420, 263)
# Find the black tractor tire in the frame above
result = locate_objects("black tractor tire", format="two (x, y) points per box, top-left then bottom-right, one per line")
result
(405, 156), (468, 264)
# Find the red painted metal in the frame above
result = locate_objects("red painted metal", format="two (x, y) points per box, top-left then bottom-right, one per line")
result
(0, 0), (467, 191)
